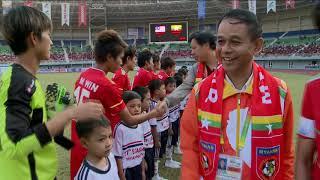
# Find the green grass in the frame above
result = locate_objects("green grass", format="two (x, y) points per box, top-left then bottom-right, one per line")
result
(37, 71), (312, 180)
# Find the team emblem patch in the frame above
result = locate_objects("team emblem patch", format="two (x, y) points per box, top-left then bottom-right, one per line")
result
(256, 146), (280, 180)
(199, 141), (216, 175)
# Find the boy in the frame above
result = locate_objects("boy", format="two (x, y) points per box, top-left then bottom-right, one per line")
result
(173, 73), (184, 155)
(148, 79), (171, 180)
(158, 57), (176, 81)
(177, 67), (188, 81)
(164, 77), (182, 167)
(113, 91), (145, 180)
(112, 45), (137, 92)
(0, 6), (104, 179)
(132, 49), (158, 88)
(71, 30), (165, 179)
(133, 86), (154, 180)
(75, 116), (118, 180)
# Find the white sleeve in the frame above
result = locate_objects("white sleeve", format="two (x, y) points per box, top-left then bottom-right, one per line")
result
(141, 122), (148, 134)
(149, 118), (157, 126)
(298, 116), (316, 139)
(112, 126), (123, 158)
(149, 102), (158, 126)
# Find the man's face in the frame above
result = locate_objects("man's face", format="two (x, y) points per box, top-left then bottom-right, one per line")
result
(190, 39), (209, 63)
(82, 126), (113, 159)
(217, 18), (262, 74)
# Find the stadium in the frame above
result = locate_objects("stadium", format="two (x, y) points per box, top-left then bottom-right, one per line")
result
(0, 0), (319, 179)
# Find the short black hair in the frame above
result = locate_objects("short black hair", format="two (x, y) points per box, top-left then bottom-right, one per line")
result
(132, 86), (150, 101)
(122, 91), (141, 104)
(178, 68), (188, 76)
(122, 45), (136, 65)
(137, 49), (153, 68)
(76, 116), (111, 138)
(164, 77), (176, 86)
(174, 73), (183, 87)
(152, 54), (160, 64)
(148, 79), (164, 95)
(181, 66), (188, 69)
(313, 2), (320, 30)
(217, 9), (262, 40)
(94, 29), (128, 64)
(161, 57), (176, 70)
(189, 31), (216, 50)
(1, 6), (52, 55)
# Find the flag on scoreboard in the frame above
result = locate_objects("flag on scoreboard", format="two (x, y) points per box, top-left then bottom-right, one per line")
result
(231, 0), (240, 9)
(61, 3), (70, 26)
(2, 1), (12, 15)
(78, 1), (87, 27)
(24, 0), (33, 7)
(198, 0), (206, 19)
(267, 0), (276, 13)
(286, 0), (295, 9)
(248, 0), (256, 14)
(42, 2), (51, 19)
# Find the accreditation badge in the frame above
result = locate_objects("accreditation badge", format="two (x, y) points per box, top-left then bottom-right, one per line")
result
(216, 154), (242, 180)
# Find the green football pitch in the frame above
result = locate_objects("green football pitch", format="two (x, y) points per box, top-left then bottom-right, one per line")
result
(37, 71), (312, 180)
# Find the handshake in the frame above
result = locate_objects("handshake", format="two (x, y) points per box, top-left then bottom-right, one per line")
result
(154, 100), (168, 118)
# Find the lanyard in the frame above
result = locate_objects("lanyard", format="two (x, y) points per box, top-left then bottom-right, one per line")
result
(220, 93), (251, 156)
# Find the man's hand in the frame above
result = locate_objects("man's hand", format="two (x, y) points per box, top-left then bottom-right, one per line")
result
(158, 100), (168, 114)
(154, 100), (167, 118)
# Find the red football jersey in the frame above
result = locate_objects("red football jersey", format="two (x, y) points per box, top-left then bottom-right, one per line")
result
(70, 67), (125, 179)
(112, 67), (132, 92)
(132, 68), (158, 88)
(297, 77), (320, 179)
(157, 70), (170, 81)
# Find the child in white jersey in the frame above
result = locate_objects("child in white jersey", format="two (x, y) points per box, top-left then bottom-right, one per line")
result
(173, 73), (184, 154)
(113, 91), (145, 180)
(74, 116), (119, 180)
(133, 86), (154, 180)
(164, 77), (181, 168)
(149, 79), (172, 180)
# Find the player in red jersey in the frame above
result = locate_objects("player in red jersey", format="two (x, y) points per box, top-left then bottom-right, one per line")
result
(71, 30), (165, 179)
(296, 3), (320, 180)
(132, 49), (159, 88)
(158, 56), (176, 81)
(112, 45), (136, 92)
(153, 53), (161, 74)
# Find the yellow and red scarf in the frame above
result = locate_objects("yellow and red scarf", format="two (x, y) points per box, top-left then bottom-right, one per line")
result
(196, 62), (288, 179)
(195, 62), (209, 84)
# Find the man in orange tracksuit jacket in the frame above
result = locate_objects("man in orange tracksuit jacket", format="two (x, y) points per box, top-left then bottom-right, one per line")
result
(180, 9), (294, 180)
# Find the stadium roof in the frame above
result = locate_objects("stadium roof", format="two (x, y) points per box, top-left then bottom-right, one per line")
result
(0, 0), (316, 27)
